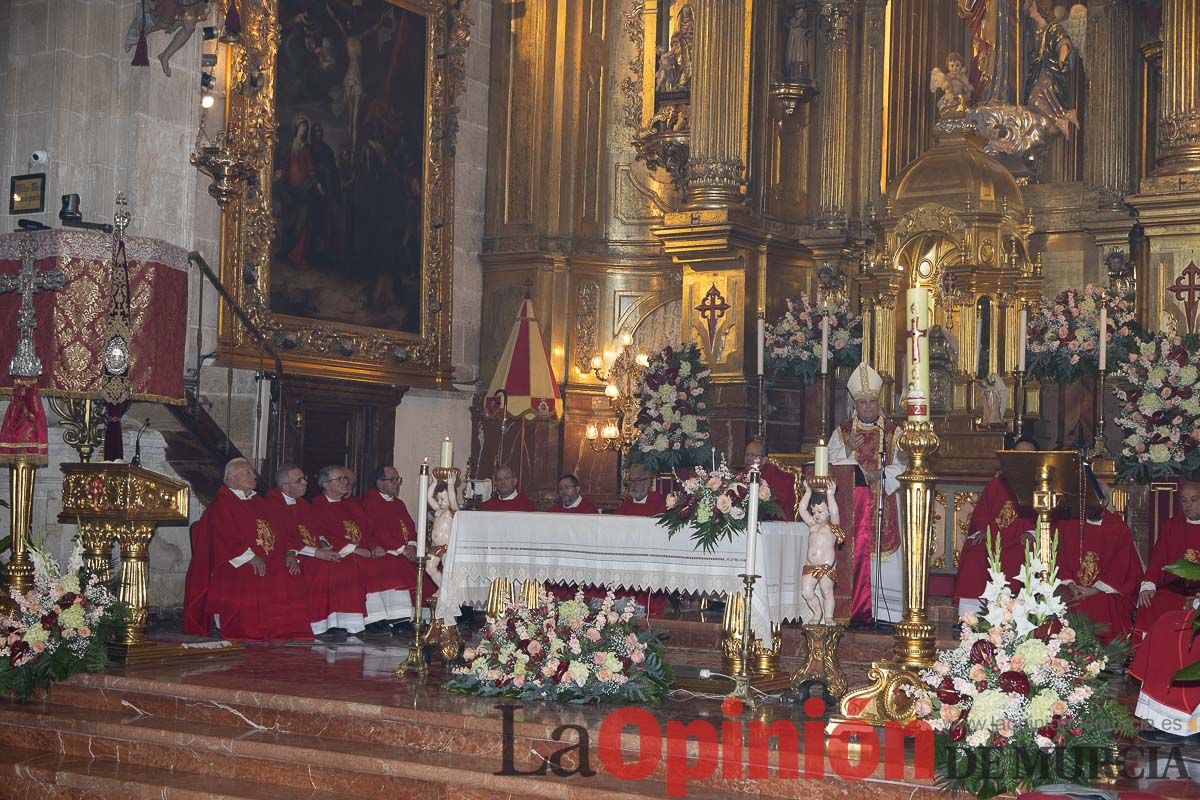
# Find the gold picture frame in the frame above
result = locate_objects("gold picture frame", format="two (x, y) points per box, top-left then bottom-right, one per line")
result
(217, 0), (470, 387)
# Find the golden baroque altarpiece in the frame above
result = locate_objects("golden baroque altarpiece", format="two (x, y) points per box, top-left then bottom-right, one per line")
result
(217, 0), (471, 387)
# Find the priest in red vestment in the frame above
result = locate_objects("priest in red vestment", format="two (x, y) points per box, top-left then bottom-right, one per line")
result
(310, 465), (415, 633)
(1130, 607), (1200, 744)
(1054, 477), (1143, 646)
(548, 474), (599, 514)
(743, 440), (797, 522)
(182, 458), (311, 641)
(361, 465), (437, 610)
(954, 438), (1039, 618)
(827, 362), (905, 627)
(265, 465), (368, 640)
(609, 463), (668, 615)
(1134, 481), (1200, 645)
(479, 465), (538, 512)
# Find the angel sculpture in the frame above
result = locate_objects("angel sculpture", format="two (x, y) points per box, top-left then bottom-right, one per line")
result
(125, 0), (213, 77)
(425, 472), (459, 586)
(929, 51), (973, 117)
(979, 373), (1007, 426)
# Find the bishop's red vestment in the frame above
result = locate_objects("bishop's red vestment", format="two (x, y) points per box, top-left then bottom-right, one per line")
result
(264, 489), (367, 635)
(613, 491), (667, 517)
(182, 486), (311, 641)
(360, 488), (437, 599)
(1134, 515), (1200, 643)
(1054, 511), (1143, 645)
(310, 494), (412, 624)
(479, 492), (538, 512)
(549, 498), (600, 514)
(759, 463), (797, 522)
(1130, 608), (1200, 731)
(954, 474), (1036, 603)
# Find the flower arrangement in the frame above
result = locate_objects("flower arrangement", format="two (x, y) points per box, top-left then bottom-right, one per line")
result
(656, 461), (781, 552)
(445, 590), (669, 704)
(909, 534), (1134, 799)
(631, 343), (713, 473)
(1113, 332), (1200, 483)
(1025, 285), (1138, 385)
(0, 542), (126, 701)
(764, 294), (863, 383)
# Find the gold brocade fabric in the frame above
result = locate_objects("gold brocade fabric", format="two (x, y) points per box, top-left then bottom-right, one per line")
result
(1078, 551), (1100, 587)
(297, 524), (317, 549)
(994, 500), (1016, 533)
(343, 521), (362, 544)
(256, 519), (276, 555)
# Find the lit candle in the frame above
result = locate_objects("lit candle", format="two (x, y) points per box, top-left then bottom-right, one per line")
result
(745, 471), (760, 576)
(757, 316), (766, 375)
(814, 442), (829, 477)
(586, 424), (599, 441)
(621, 331), (633, 348)
(905, 288), (931, 423)
(605, 383), (619, 398)
(416, 461), (429, 559)
(440, 435), (453, 468)
(1018, 307), (1027, 373)
(590, 354), (602, 370)
(820, 304), (830, 375)
(1098, 306), (1108, 372)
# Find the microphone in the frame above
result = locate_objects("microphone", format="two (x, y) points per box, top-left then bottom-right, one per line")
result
(131, 418), (151, 467)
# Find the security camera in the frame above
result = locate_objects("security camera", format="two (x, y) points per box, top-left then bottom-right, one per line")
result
(30, 150), (48, 165)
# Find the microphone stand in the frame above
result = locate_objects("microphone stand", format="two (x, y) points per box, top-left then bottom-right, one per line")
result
(872, 417), (888, 624)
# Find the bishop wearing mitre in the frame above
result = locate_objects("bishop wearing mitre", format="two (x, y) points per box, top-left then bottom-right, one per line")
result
(827, 363), (905, 627)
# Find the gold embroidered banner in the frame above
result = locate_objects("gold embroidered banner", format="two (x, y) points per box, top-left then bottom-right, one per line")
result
(0, 229), (188, 403)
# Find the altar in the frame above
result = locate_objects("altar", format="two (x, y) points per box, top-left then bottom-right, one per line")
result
(437, 510), (815, 645)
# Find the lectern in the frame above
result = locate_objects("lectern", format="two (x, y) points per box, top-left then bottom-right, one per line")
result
(58, 462), (191, 663)
(995, 449), (1083, 562)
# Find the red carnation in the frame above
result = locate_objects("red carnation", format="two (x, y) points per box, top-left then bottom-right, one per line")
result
(999, 670), (1031, 696)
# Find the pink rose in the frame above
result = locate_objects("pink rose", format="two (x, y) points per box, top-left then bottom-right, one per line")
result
(915, 698), (933, 718)
(593, 652), (608, 666)
(969, 664), (986, 682)
(1058, 627), (1075, 644)
(939, 704), (960, 723)
(463, 648), (476, 661)
(513, 675), (525, 688)
(988, 627), (1004, 645)
(630, 649), (645, 664)
(597, 668), (613, 682)
(32, 641), (45, 653)
(758, 483), (772, 501)
(78, 627), (90, 637)
(585, 628), (602, 642)
(1010, 654), (1026, 671)
(707, 476), (723, 490)
(1051, 700), (1068, 716)
(665, 494), (678, 509)
(716, 495), (733, 514)
(527, 641), (542, 656)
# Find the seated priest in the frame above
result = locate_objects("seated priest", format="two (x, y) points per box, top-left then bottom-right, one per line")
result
(613, 463), (667, 516)
(548, 474), (599, 514)
(828, 362), (905, 627)
(953, 436), (1039, 619)
(1054, 471), (1143, 646)
(182, 458), (312, 642)
(1130, 606), (1200, 745)
(479, 465), (537, 511)
(265, 464), (369, 641)
(1134, 481), (1200, 646)
(310, 465), (416, 634)
(743, 439), (796, 521)
(361, 464), (437, 621)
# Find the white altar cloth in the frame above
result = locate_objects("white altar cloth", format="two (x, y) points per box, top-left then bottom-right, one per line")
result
(436, 511), (814, 645)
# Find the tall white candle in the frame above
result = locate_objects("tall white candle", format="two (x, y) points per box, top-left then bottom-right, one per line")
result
(440, 436), (453, 468)
(904, 288), (931, 423)
(1018, 307), (1028, 373)
(757, 316), (766, 375)
(416, 461), (429, 558)
(745, 471), (760, 576)
(814, 443), (829, 477)
(820, 305), (830, 374)
(1098, 306), (1108, 371)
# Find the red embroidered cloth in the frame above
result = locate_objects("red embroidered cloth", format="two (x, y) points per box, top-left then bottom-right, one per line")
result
(0, 229), (188, 403)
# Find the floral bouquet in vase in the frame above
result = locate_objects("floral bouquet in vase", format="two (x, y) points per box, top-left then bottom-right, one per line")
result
(909, 533), (1134, 799)
(0, 541), (126, 701)
(445, 590), (669, 704)
(1113, 332), (1200, 483)
(631, 343), (713, 473)
(1026, 285), (1138, 385)
(765, 294), (863, 383)
(656, 461), (781, 552)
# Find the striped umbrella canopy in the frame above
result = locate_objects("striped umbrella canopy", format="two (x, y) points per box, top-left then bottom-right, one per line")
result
(484, 296), (561, 419)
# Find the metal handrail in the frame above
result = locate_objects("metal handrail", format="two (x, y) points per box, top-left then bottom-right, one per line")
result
(187, 252), (284, 380)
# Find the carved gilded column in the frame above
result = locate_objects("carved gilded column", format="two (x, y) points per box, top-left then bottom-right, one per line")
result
(1084, 0), (1134, 203)
(857, 0), (888, 211)
(816, 1), (851, 227)
(686, 0), (748, 208)
(1154, 0), (1200, 175)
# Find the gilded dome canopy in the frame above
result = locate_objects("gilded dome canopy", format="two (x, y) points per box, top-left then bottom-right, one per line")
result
(889, 130), (1024, 216)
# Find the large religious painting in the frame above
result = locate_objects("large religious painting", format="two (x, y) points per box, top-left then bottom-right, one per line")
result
(218, 0), (470, 386)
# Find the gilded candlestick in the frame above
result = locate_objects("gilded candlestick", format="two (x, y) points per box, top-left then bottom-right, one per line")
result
(397, 553), (430, 676)
(727, 572), (758, 707)
(1090, 370), (1109, 459)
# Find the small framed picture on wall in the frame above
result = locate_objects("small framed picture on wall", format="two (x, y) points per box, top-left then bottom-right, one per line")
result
(9, 173), (46, 215)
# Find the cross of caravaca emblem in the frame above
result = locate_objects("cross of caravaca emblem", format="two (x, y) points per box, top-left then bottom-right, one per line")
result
(1168, 261), (1200, 334)
(695, 283), (730, 345)
(907, 304), (928, 364)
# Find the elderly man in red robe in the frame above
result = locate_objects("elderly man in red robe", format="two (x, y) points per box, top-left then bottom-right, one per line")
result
(1054, 475), (1143, 646)
(743, 440), (796, 522)
(1134, 481), (1200, 646)
(608, 462), (668, 615)
(480, 465), (538, 512)
(548, 474), (599, 514)
(310, 465), (415, 635)
(264, 464), (368, 642)
(183, 458), (311, 641)
(954, 437), (1039, 619)
(361, 464), (437, 631)
(828, 362), (905, 627)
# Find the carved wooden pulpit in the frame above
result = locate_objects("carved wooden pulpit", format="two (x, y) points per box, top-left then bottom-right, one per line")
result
(58, 463), (189, 662)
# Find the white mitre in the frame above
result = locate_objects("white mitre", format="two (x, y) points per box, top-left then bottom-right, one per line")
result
(847, 362), (883, 402)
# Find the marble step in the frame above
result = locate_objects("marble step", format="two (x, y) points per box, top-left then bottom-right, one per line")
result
(0, 700), (757, 800)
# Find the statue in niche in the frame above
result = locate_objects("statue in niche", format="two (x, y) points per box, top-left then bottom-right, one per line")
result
(928, 325), (955, 416)
(655, 47), (678, 92)
(978, 373), (1008, 427)
(784, 3), (812, 83)
(1023, 0), (1084, 139)
(930, 51), (974, 117)
(125, 0), (212, 77)
(656, 2), (694, 93)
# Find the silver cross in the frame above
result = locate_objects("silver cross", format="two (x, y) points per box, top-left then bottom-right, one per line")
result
(0, 235), (67, 378)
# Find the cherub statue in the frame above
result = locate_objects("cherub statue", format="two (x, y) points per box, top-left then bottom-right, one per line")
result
(125, 0), (213, 77)
(655, 47), (678, 92)
(797, 479), (843, 625)
(979, 373), (1007, 426)
(425, 473), (459, 585)
(929, 51), (973, 117)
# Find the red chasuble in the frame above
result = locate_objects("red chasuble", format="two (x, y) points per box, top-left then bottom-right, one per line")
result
(613, 491), (667, 517)
(549, 498), (600, 514)
(1130, 608), (1200, 725)
(360, 489), (436, 599)
(954, 474), (1036, 602)
(759, 463), (798, 522)
(1054, 511), (1143, 645)
(835, 418), (901, 554)
(1134, 515), (1200, 642)
(264, 489), (367, 634)
(479, 493), (538, 512)
(182, 486), (311, 642)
